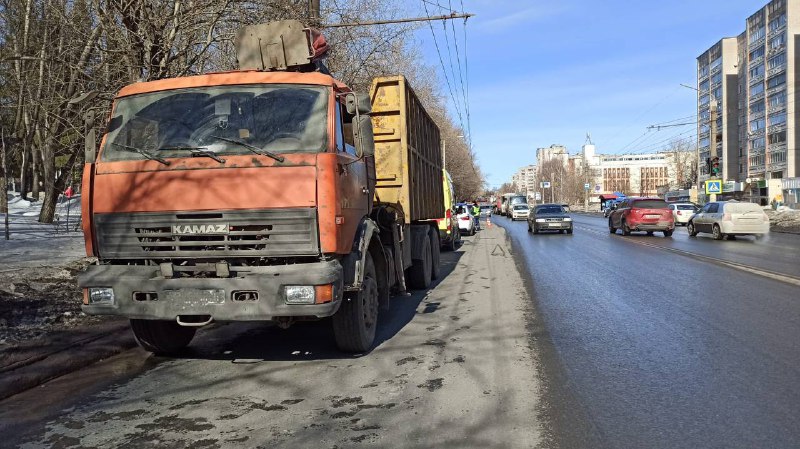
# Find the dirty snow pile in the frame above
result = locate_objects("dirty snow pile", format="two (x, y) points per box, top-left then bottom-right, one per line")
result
(1, 192), (98, 347)
(766, 208), (800, 234)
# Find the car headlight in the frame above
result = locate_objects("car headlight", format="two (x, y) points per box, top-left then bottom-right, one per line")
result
(285, 285), (315, 304)
(563, 217), (572, 222)
(88, 287), (115, 305)
(535, 218), (546, 223)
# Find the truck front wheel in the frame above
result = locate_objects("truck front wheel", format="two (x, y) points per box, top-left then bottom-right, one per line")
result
(406, 235), (432, 289)
(130, 319), (196, 355)
(333, 253), (379, 353)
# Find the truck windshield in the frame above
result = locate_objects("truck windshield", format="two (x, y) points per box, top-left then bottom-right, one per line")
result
(101, 84), (328, 162)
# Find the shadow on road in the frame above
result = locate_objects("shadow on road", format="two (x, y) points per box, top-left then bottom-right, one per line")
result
(168, 248), (467, 363)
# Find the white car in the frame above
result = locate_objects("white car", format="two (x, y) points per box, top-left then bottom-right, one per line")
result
(668, 203), (698, 225)
(687, 201), (769, 240)
(454, 204), (476, 235)
(510, 204), (530, 221)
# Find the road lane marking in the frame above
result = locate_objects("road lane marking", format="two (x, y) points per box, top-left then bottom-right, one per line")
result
(573, 224), (800, 288)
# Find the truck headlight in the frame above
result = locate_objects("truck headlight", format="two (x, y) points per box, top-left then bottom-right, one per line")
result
(285, 286), (315, 304)
(88, 287), (115, 305)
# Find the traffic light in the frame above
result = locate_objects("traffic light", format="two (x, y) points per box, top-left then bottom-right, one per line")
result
(711, 157), (720, 177)
(705, 157), (711, 175)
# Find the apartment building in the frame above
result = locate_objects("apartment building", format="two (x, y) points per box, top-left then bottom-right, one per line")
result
(512, 164), (537, 195)
(698, 0), (800, 205)
(696, 37), (739, 183)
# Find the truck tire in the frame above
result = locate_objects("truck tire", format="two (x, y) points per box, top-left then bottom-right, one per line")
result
(429, 227), (441, 280)
(333, 253), (378, 353)
(406, 235), (432, 289)
(445, 227), (459, 251)
(130, 319), (196, 355)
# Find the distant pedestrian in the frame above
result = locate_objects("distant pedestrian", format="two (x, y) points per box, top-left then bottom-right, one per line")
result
(64, 186), (74, 198)
(472, 201), (481, 230)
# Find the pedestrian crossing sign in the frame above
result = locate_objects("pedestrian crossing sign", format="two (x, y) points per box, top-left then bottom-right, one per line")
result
(705, 179), (722, 194)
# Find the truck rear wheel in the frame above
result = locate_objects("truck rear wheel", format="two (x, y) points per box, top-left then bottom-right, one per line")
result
(429, 227), (441, 280)
(130, 319), (196, 355)
(406, 235), (432, 289)
(333, 253), (379, 353)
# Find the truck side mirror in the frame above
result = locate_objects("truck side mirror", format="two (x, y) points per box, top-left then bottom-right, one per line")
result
(84, 111), (96, 163)
(346, 92), (371, 115)
(353, 115), (374, 158)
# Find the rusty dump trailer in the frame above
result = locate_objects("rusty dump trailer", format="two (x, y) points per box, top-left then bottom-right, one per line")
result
(371, 75), (444, 223)
(78, 21), (444, 354)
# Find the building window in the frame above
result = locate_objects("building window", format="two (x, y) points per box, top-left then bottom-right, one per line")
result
(767, 52), (787, 69)
(749, 118), (766, 132)
(749, 47), (765, 60)
(749, 64), (764, 78)
(699, 79), (710, 91)
(768, 112), (787, 126)
(768, 130), (786, 144)
(767, 73), (786, 89)
(768, 91), (787, 108)
(768, 14), (787, 32)
(749, 26), (765, 43)
(750, 136), (766, 150)
(750, 83), (764, 95)
(750, 100), (765, 114)
(711, 72), (722, 85)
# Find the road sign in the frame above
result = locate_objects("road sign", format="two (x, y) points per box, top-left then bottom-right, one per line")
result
(705, 179), (722, 194)
(595, 184), (601, 192)
(534, 192), (541, 201)
(584, 183), (591, 190)
(542, 181), (551, 188)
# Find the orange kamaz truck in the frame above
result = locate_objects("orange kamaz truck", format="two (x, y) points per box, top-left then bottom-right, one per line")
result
(78, 21), (443, 354)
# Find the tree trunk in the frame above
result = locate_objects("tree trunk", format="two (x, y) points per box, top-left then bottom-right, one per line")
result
(31, 148), (40, 199)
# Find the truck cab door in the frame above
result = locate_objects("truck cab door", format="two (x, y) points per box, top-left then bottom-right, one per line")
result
(335, 100), (370, 249)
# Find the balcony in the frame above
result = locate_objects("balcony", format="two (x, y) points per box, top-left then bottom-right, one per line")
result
(766, 84), (786, 96)
(769, 103), (786, 114)
(766, 64), (786, 78)
(749, 74), (765, 84)
(751, 91), (765, 102)
(710, 64), (722, 76)
(749, 55), (765, 67)
(769, 122), (786, 132)
(750, 128), (766, 137)
(749, 36), (766, 50)
(767, 45), (785, 56)
(750, 109), (766, 119)
(768, 142), (787, 153)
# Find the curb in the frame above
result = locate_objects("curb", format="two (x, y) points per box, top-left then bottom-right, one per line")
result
(0, 321), (136, 401)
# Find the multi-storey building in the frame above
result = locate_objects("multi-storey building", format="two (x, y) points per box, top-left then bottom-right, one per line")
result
(597, 153), (671, 197)
(696, 37), (739, 185)
(512, 164), (537, 196)
(698, 0), (800, 206)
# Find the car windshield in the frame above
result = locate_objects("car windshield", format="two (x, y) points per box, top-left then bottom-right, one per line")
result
(101, 84), (329, 161)
(632, 200), (669, 209)
(676, 204), (696, 210)
(513, 205), (528, 210)
(536, 206), (565, 214)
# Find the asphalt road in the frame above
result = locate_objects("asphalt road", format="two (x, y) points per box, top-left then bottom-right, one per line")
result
(0, 225), (543, 449)
(497, 213), (800, 449)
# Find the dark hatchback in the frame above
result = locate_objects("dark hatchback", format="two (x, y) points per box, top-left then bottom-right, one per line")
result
(527, 203), (573, 234)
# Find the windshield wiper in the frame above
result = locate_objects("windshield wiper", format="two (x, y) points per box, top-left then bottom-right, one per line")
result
(208, 135), (285, 163)
(110, 142), (170, 166)
(160, 146), (226, 164)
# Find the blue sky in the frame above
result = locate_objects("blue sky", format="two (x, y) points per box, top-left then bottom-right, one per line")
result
(411, 0), (762, 188)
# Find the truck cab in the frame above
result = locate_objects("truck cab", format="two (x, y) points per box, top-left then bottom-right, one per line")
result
(79, 21), (442, 354)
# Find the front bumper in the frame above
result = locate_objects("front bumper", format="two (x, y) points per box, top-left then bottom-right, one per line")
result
(78, 259), (343, 321)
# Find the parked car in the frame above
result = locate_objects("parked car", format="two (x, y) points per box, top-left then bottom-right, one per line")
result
(480, 204), (493, 217)
(437, 170), (461, 250)
(668, 202), (698, 226)
(510, 204), (530, 221)
(528, 203), (573, 234)
(608, 197), (674, 237)
(687, 201), (769, 240)
(454, 203), (476, 236)
(603, 200), (620, 218)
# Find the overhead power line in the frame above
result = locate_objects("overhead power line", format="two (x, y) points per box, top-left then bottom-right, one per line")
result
(322, 11), (474, 28)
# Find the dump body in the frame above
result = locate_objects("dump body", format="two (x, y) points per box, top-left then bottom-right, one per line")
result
(370, 76), (444, 224)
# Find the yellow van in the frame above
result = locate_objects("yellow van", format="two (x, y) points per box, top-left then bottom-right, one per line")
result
(437, 169), (460, 250)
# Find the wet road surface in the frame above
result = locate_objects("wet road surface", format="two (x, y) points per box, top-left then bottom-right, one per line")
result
(0, 225), (543, 448)
(498, 214), (800, 449)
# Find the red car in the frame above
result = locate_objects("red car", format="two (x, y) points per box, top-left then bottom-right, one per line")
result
(608, 197), (674, 237)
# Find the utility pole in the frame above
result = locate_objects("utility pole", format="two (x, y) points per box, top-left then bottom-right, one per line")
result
(709, 99), (718, 202)
(309, 0), (321, 25)
(441, 139), (446, 169)
(2, 129), (8, 240)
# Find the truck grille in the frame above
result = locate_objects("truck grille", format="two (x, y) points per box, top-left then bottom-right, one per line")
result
(95, 209), (319, 259)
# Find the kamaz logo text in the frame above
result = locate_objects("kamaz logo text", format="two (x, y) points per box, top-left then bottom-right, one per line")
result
(172, 224), (230, 235)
